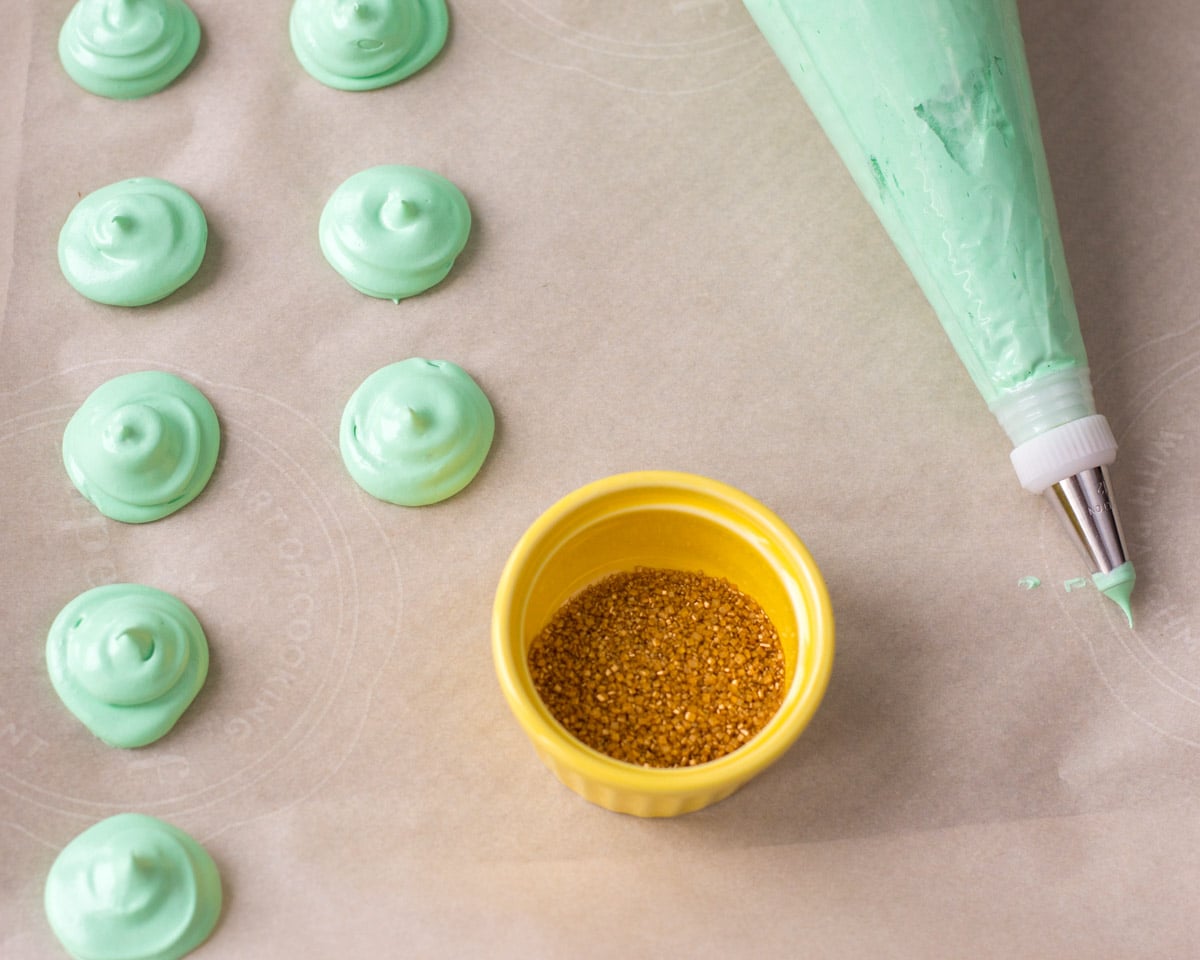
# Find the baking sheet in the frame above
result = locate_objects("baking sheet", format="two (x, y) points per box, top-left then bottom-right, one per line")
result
(4, 1), (1200, 956)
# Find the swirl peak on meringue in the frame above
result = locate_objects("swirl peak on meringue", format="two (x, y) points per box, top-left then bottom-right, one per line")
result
(63, 370), (220, 524)
(59, 0), (201, 99)
(45, 813), (221, 960)
(46, 583), (209, 748)
(319, 164), (470, 301)
(59, 177), (208, 307)
(341, 358), (494, 505)
(290, 0), (448, 90)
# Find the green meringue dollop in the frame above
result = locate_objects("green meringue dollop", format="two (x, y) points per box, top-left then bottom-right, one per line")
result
(341, 358), (494, 505)
(45, 813), (222, 960)
(63, 370), (220, 524)
(59, 0), (201, 99)
(46, 583), (209, 748)
(319, 164), (470, 301)
(59, 177), (208, 307)
(290, 0), (448, 91)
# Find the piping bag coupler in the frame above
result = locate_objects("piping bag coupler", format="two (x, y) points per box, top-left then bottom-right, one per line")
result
(1007, 407), (1135, 621)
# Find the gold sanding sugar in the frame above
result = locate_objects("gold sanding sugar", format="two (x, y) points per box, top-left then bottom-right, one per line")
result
(527, 567), (786, 768)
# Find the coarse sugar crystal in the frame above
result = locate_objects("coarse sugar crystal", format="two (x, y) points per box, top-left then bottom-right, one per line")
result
(527, 566), (785, 767)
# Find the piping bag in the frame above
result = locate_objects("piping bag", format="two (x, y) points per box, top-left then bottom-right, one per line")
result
(743, 0), (1135, 623)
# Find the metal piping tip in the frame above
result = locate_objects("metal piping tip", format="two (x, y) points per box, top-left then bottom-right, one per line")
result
(1044, 464), (1135, 625)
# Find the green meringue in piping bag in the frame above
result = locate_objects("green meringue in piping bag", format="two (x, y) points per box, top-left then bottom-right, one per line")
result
(742, 0), (1136, 621)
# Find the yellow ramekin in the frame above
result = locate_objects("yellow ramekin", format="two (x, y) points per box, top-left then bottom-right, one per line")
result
(492, 471), (834, 817)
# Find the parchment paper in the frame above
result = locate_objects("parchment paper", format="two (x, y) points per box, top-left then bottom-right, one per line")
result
(4, 2), (1200, 957)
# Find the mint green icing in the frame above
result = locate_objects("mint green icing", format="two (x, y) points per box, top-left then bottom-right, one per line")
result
(319, 164), (470, 301)
(290, 0), (448, 91)
(1093, 561), (1135, 627)
(341, 358), (494, 505)
(59, 0), (201, 100)
(59, 177), (207, 307)
(63, 370), (220, 524)
(746, 1), (1136, 615)
(742, 0), (1087, 408)
(46, 584), (208, 748)
(45, 813), (221, 960)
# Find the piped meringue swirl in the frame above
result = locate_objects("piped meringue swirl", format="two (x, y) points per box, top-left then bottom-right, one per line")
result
(44, 813), (222, 960)
(319, 164), (470, 301)
(59, 177), (208, 307)
(63, 370), (220, 524)
(59, 0), (201, 99)
(46, 583), (209, 748)
(290, 0), (448, 90)
(340, 358), (494, 505)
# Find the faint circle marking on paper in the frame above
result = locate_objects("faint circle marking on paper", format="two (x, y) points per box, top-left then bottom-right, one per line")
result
(1045, 330), (1200, 747)
(459, 0), (772, 93)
